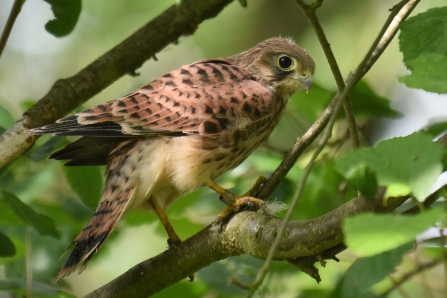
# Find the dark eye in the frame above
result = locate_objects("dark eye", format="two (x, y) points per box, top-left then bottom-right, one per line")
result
(278, 56), (292, 69)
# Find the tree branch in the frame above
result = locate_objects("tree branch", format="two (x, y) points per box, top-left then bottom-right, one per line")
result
(0, 0), (234, 169)
(84, 193), (408, 298)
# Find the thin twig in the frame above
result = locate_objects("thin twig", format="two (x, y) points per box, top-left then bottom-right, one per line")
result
(403, 186), (446, 215)
(246, 0), (421, 296)
(25, 227), (32, 298)
(296, 0), (359, 149)
(0, 0), (24, 59)
(381, 259), (441, 297)
(387, 275), (411, 298)
(440, 228), (447, 296)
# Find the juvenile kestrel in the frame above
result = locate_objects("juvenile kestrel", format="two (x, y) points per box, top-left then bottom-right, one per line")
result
(29, 37), (315, 281)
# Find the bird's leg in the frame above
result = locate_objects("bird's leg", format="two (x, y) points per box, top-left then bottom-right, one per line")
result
(149, 197), (195, 282)
(148, 198), (181, 246)
(205, 177), (268, 222)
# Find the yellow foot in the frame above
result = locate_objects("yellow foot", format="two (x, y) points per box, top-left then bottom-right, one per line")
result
(205, 177), (268, 223)
(217, 196), (267, 220)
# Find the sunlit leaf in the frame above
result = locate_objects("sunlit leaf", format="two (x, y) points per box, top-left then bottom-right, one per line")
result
(344, 163), (378, 199)
(399, 53), (447, 94)
(335, 132), (445, 201)
(344, 208), (444, 256)
(399, 7), (447, 68)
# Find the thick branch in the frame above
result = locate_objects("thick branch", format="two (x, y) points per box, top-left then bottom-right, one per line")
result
(84, 193), (407, 298)
(0, 0), (233, 169)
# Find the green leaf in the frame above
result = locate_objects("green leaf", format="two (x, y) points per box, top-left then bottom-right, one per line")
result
(44, 0), (82, 37)
(335, 132), (445, 201)
(237, 0), (248, 7)
(399, 53), (447, 94)
(28, 137), (63, 162)
(1, 191), (60, 239)
(63, 166), (103, 209)
(421, 120), (447, 137)
(0, 231), (16, 257)
(344, 163), (378, 199)
(344, 208), (444, 256)
(289, 83), (334, 124)
(20, 100), (36, 112)
(350, 81), (401, 119)
(334, 243), (412, 298)
(0, 278), (76, 297)
(0, 200), (26, 225)
(399, 7), (447, 68)
(0, 104), (15, 129)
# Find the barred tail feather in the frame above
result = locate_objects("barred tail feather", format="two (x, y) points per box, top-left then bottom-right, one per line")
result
(54, 186), (136, 282)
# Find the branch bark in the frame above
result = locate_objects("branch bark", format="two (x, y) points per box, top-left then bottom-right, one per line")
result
(84, 192), (407, 298)
(0, 0), (234, 169)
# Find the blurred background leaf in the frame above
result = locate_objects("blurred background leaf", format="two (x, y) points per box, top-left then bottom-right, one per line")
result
(43, 0), (82, 37)
(0, 231), (16, 258)
(62, 166), (103, 210)
(1, 191), (60, 239)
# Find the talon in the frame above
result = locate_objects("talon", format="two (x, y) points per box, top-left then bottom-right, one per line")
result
(206, 179), (268, 222)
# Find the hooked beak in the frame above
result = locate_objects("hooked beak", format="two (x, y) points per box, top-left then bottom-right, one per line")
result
(301, 77), (312, 93)
(292, 74), (313, 93)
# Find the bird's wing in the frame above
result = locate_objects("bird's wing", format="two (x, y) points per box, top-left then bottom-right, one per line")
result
(30, 59), (274, 137)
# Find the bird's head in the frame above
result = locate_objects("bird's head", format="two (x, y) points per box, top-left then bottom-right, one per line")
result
(230, 37), (315, 96)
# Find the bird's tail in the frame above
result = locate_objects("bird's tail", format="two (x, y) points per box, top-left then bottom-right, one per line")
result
(54, 188), (136, 282)
(54, 140), (140, 282)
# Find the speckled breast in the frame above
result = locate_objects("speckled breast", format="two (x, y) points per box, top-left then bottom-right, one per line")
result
(198, 96), (288, 180)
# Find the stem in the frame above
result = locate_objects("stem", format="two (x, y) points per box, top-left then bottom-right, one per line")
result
(0, 0), (24, 59)
(25, 227), (32, 298)
(296, 0), (360, 149)
(381, 259), (440, 297)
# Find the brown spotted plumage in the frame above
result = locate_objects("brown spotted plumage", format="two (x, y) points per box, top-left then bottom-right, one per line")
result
(29, 37), (315, 281)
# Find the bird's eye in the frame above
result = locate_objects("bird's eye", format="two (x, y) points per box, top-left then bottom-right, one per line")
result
(277, 55), (294, 70)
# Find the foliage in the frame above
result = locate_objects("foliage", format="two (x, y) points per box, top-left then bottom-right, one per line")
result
(399, 7), (447, 93)
(0, 0), (447, 297)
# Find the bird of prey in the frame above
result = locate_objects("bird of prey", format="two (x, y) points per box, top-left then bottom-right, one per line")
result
(29, 37), (315, 281)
